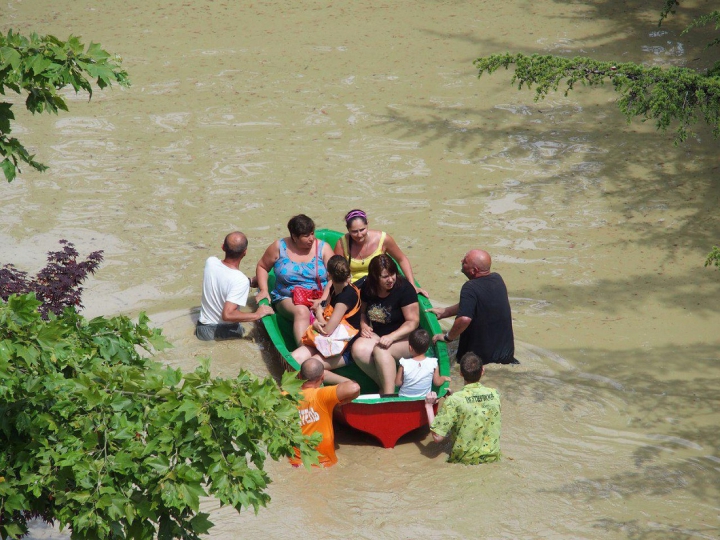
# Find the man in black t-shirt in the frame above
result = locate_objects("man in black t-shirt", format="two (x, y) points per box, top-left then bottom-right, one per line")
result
(429, 250), (518, 365)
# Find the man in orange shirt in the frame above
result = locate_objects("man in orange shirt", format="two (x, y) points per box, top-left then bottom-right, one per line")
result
(290, 358), (360, 467)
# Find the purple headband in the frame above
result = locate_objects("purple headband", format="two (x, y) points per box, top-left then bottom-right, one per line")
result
(344, 210), (367, 224)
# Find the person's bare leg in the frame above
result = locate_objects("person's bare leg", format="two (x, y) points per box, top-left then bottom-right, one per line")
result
(351, 336), (380, 386)
(276, 299), (311, 347)
(291, 345), (314, 365)
(294, 348), (352, 385)
(372, 347), (398, 394)
(320, 354), (352, 385)
(374, 340), (412, 394)
(322, 370), (351, 385)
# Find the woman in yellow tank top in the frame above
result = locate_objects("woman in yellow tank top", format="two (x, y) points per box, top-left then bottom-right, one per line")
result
(333, 209), (429, 297)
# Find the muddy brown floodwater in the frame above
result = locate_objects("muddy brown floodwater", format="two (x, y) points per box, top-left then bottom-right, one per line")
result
(3, 0), (719, 538)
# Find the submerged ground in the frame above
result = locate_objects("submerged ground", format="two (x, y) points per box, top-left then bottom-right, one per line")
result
(3, 0), (719, 538)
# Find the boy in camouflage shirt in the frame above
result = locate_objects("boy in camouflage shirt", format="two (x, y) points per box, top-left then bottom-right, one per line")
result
(428, 352), (501, 464)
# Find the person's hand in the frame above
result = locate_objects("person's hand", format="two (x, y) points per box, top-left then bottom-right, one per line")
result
(425, 391), (438, 405)
(310, 298), (323, 310)
(314, 311), (327, 326)
(256, 304), (274, 318)
(415, 285), (429, 298)
(360, 322), (374, 339)
(312, 319), (327, 334)
(426, 307), (444, 319)
(377, 335), (394, 349)
(255, 290), (270, 303)
(432, 333), (445, 344)
(441, 376), (451, 383)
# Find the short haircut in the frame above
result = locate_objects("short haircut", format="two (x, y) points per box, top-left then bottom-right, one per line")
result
(299, 358), (324, 382)
(287, 214), (315, 238)
(459, 352), (483, 383)
(408, 328), (431, 355)
(222, 232), (248, 259)
(327, 254), (351, 282)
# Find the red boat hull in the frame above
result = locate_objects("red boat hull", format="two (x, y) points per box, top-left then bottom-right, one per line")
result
(339, 400), (438, 448)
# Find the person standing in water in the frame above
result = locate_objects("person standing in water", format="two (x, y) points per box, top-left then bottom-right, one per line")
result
(196, 231), (273, 341)
(426, 352), (501, 464)
(430, 249), (518, 365)
(289, 358), (360, 467)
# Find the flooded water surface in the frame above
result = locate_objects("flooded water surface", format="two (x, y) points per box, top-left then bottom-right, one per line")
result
(3, 0), (719, 538)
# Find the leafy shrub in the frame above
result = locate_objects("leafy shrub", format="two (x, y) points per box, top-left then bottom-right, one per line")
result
(0, 294), (317, 539)
(0, 240), (103, 318)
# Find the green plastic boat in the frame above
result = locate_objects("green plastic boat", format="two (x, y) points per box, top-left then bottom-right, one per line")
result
(259, 228), (450, 448)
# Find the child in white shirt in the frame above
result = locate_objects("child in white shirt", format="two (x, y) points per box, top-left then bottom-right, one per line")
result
(395, 328), (451, 398)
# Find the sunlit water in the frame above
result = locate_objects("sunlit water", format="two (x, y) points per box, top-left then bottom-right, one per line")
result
(3, 0), (719, 538)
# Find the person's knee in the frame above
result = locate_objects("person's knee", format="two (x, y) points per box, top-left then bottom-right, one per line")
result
(351, 341), (373, 362)
(372, 347), (393, 363)
(291, 346), (312, 363)
(195, 324), (216, 341)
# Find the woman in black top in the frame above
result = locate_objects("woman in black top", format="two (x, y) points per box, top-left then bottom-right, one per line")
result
(351, 254), (420, 395)
(291, 255), (360, 384)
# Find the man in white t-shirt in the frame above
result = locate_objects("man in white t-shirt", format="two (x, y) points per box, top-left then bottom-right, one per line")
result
(196, 231), (274, 341)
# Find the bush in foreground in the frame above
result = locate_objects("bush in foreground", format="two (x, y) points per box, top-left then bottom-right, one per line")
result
(0, 294), (317, 539)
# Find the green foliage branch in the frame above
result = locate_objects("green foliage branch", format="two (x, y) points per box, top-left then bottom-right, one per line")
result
(474, 55), (720, 143)
(705, 246), (720, 270)
(0, 294), (318, 539)
(0, 30), (129, 182)
(474, 2), (719, 268)
(474, 3), (720, 143)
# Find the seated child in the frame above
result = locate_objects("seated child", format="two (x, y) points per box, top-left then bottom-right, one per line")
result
(395, 328), (451, 398)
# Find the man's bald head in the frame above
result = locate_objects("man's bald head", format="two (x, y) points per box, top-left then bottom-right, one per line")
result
(299, 358), (324, 383)
(222, 231), (248, 259)
(461, 249), (492, 279)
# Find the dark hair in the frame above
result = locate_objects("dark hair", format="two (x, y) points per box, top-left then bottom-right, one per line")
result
(460, 352), (483, 383)
(287, 214), (315, 238)
(408, 328), (431, 355)
(363, 254), (406, 298)
(344, 209), (368, 228)
(327, 255), (351, 282)
(222, 231), (248, 259)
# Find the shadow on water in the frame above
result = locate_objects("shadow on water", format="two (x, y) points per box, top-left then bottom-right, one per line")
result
(381, 2), (720, 294)
(513, 268), (720, 316)
(374, 100), (720, 284)
(421, 0), (718, 69)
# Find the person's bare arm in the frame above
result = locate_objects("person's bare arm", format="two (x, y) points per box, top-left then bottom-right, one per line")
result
(384, 234), (428, 297)
(321, 241), (335, 266)
(427, 303), (459, 320)
(336, 380), (361, 404)
(222, 301), (273, 322)
(425, 391), (437, 424)
(377, 302), (419, 349)
(432, 315), (472, 344)
(395, 365), (404, 389)
(431, 431), (447, 443)
(333, 236), (346, 257)
(359, 301), (373, 338)
(432, 366), (451, 387)
(255, 241), (279, 303)
(322, 300), (348, 335)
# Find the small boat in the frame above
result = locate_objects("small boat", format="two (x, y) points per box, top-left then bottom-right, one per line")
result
(260, 228), (450, 448)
